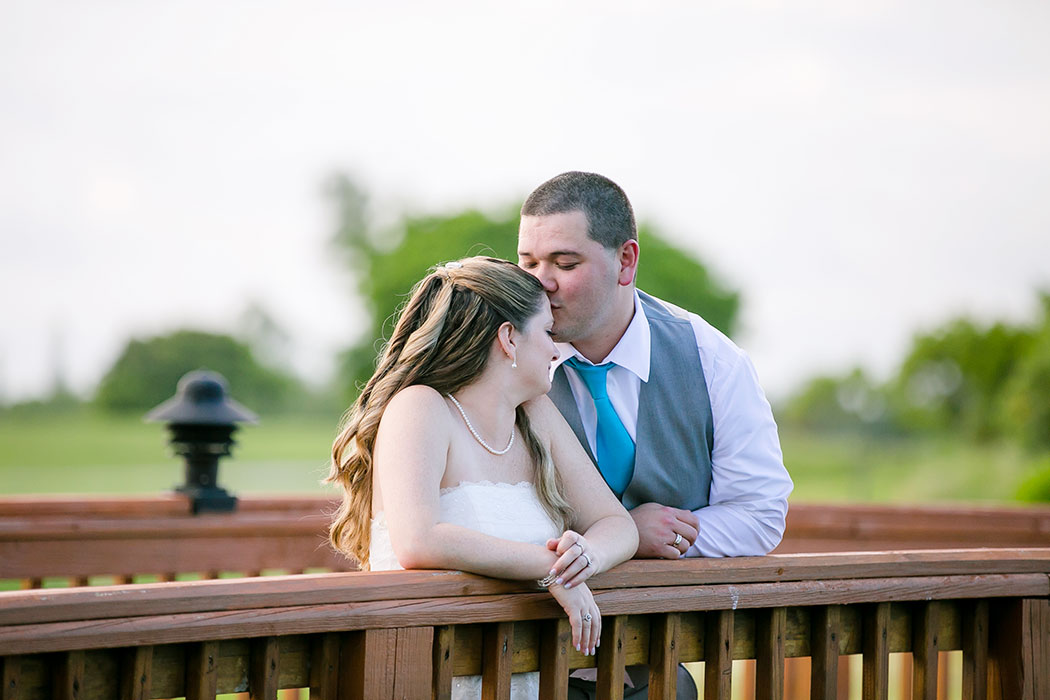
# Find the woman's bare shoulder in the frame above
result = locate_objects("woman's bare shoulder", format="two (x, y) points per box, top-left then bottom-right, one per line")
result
(383, 385), (451, 426)
(522, 394), (563, 435)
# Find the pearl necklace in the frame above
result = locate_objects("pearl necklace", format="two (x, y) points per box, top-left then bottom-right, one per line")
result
(446, 394), (515, 456)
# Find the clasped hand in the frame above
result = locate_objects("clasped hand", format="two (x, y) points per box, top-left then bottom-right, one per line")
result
(544, 530), (601, 655)
(545, 530), (598, 589)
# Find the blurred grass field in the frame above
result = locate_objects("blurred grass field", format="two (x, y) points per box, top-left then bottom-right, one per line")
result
(0, 410), (1042, 502)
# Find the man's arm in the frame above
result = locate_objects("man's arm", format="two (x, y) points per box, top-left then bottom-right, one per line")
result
(684, 349), (792, 558)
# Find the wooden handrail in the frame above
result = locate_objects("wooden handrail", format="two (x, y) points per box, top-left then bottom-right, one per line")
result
(1, 548), (1047, 698)
(4, 496), (1049, 586)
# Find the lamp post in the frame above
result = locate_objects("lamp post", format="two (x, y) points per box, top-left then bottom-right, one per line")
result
(145, 369), (258, 514)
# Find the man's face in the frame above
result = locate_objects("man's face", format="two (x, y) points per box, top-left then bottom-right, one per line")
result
(517, 210), (623, 345)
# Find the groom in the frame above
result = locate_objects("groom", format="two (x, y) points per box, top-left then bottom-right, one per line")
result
(518, 172), (793, 549)
(518, 171), (792, 560)
(517, 171), (792, 697)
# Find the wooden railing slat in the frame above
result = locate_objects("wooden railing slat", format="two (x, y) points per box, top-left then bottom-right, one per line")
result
(862, 602), (890, 700)
(1027, 598), (1050, 700)
(249, 637), (279, 700)
(185, 641), (219, 700)
(913, 602), (942, 700)
(1, 656), (19, 700)
(309, 634), (339, 700)
(119, 646), (152, 700)
(756, 607), (786, 700)
(481, 622), (513, 700)
(538, 618), (570, 700)
(705, 610), (733, 700)
(56, 650), (84, 700)
(432, 625), (455, 700)
(596, 615), (627, 700)
(342, 629), (395, 700)
(648, 613), (680, 700)
(810, 605), (839, 700)
(393, 626), (433, 699)
(962, 600), (989, 700)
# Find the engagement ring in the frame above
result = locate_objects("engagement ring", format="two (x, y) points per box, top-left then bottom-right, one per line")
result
(582, 613), (592, 622)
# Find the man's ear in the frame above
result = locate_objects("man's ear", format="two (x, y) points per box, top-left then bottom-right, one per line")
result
(496, 321), (517, 362)
(617, 239), (640, 286)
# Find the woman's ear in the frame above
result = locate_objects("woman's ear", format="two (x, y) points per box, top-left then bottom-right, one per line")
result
(496, 321), (517, 364)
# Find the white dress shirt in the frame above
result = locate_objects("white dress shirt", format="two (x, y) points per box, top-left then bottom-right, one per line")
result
(554, 291), (793, 557)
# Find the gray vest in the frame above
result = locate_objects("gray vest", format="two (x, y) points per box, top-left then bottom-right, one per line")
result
(549, 291), (714, 511)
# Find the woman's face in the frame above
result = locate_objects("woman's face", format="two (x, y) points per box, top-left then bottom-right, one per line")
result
(514, 297), (560, 395)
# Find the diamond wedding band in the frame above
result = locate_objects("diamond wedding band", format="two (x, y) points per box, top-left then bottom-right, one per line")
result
(582, 613), (592, 623)
(673, 533), (683, 547)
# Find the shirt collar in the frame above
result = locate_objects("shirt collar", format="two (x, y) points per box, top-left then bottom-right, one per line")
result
(552, 291), (651, 382)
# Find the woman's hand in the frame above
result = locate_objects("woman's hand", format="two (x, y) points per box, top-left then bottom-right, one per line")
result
(546, 530), (600, 589)
(548, 581), (601, 655)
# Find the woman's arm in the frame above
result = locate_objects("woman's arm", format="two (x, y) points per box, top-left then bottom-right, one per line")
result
(527, 395), (639, 585)
(373, 385), (558, 579)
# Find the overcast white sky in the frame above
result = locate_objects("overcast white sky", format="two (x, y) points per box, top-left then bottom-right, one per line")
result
(2, 0), (1048, 404)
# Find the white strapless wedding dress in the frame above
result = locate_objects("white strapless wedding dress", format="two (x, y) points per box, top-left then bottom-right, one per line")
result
(370, 480), (561, 700)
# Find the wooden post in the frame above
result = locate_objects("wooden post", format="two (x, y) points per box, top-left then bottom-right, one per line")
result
(705, 610), (734, 700)
(392, 627), (433, 699)
(56, 651), (85, 700)
(810, 605), (839, 700)
(988, 598), (1049, 700)
(309, 634), (340, 700)
(481, 622), (514, 700)
(342, 629), (396, 700)
(539, 618), (570, 700)
(596, 615), (627, 700)
(185, 641), (219, 700)
(756, 607), (786, 700)
(249, 637), (280, 700)
(1, 656), (21, 700)
(962, 601), (989, 700)
(649, 613), (681, 700)
(1022, 599), (1049, 700)
(862, 602), (890, 700)
(432, 626), (455, 700)
(119, 646), (153, 700)
(913, 602), (941, 700)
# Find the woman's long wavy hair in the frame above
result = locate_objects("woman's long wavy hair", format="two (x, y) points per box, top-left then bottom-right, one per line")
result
(326, 256), (574, 568)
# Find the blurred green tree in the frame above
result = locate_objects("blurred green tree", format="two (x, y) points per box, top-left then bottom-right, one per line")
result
(779, 368), (899, 435)
(327, 174), (740, 401)
(891, 319), (1034, 440)
(95, 330), (304, 414)
(999, 293), (1050, 452)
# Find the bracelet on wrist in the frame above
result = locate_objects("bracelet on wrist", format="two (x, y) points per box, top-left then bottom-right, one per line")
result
(537, 572), (558, 588)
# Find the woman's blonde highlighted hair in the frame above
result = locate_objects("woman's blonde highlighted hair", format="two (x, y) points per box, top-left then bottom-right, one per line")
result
(326, 256), (573, 567)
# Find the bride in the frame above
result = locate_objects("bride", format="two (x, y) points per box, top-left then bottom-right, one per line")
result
(326, 256), (638, 698)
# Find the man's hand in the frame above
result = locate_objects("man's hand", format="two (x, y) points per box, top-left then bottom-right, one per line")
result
(629, 502), (700, 559)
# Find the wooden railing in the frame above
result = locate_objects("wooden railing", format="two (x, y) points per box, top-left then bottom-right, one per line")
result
(1, 549), (1047, 699)
(0, 495), (353, 587)
(3, 496), (1049, 587)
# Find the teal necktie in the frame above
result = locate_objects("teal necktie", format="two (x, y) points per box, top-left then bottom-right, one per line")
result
(565, 357), (636, 496)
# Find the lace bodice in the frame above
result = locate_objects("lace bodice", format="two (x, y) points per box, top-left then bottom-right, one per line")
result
(369, 481), (560, 700)
(369, 480), (561, 571)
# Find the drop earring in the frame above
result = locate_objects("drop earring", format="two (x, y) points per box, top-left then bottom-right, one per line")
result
(511, 356), (517, 369)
